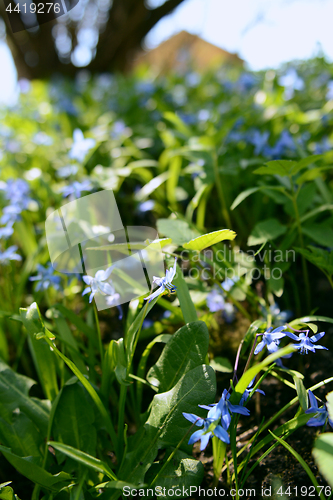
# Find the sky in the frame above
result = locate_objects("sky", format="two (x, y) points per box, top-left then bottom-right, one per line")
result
(1, 0), (333, 104)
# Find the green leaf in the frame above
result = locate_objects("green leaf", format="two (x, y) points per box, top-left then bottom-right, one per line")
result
(326, 392), (333, 422)
(0, 485), (20, 500)
(40, 333), (118, 449)
(54, 316), (87, 375)
(210, 357), (233, 373)
(119, 365), (216, 484)
(267, 275), (284, 298)
(302, 222), (333, 248)
(163, 111), (192, 137)
(172, 263), (198, 324)
(291, 154), (324, 175)
(230, 186), (287, 210)
(147, 321), (209, 391)
(230, 345), (296, 406)
(48, 442), (117, 481)
(247, 218), (287, 246)
(20, 303), (59, 401)
(182, 229), (236, 251)
(146, 450), (204, 492)
(53, 304), (96, 343)
(293, 378), (308, 412)
(0, 413), (43, 459)
(290, 315), (333, 327)
(0, 445), (71, 491)
(254, 160), (297, 176)
(53, 383), (97, 460)
(294, 246), (333, 277)
(269, 431), (325, 500)
(0, 359), (49, 434)
(313, 433), (333, 489)
(125, 298), (159, 370)
(156, 219), (199, 246)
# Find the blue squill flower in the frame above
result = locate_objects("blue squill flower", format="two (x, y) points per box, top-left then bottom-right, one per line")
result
(240, 378), (265, 406)
(306, 390), (333, 428)
(30, 263), (62, 291)
(261, 302), (293, 327)
(82, 266), (114, 303)
(182, 408), (230, 451)
(0, 225), (14, 239)
(292, 331), (328, 355)
(144, 258), (177, 303)
(198, 389), (250, 431)
(60, 180), (92, 199)
(69, 129), (96, 162)
(206, 287), (225, 312)
(254, 326), (298, 355)
(0, 245), (21, 264)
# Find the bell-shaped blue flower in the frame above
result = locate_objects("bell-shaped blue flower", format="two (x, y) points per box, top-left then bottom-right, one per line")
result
(254, 326), (298, 355)
(82, 266), (114, 303)
(292, 331), (328, 355)
(144, 257), (177, 303)
(305, 390), (333, 428)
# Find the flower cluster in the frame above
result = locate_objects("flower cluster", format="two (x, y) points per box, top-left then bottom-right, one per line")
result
(254, 326), (328, 361)
(183, 389), (250, 450)
(30, 263), (62, 291)
(0, 179), (32, 240)
(206, 277), (239, 323)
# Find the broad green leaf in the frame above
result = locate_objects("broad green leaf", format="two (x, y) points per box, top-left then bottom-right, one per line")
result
(247, 218), (287, 246)
(119, 365), (216, 484)
(210, 357), (233, 373)
(296, 166), (332, 185)
(254, 160), (297, 176)
(156, 219), (199, 246)
(291, 154), (324, 175)
(0, 445), (70, 491)
(0, 413), (43, 459)
(48, 442), (117, 480)
(147, 321), (209, 391)
(146, 450), (204, 491)
(182, 229), (236, 251)
(294, 246), (333, 277)
(0, 359), (49, 434)
(20, 303), (58, 401)
(313, 433), (333, 488)
(172, 263), (197, 323)
(53, 383), (97, 460)
(302, 222), (333, 248)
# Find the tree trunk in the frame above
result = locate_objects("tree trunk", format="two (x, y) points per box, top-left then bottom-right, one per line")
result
(0, 0), (185, 79)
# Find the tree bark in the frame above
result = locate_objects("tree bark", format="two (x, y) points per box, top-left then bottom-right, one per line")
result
(0, 0), (186, 79)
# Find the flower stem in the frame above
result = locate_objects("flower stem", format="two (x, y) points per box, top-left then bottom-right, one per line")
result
(213, 151), (233, 230)
(291, 191), (311, 310)
(93, 301), (104, 370)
